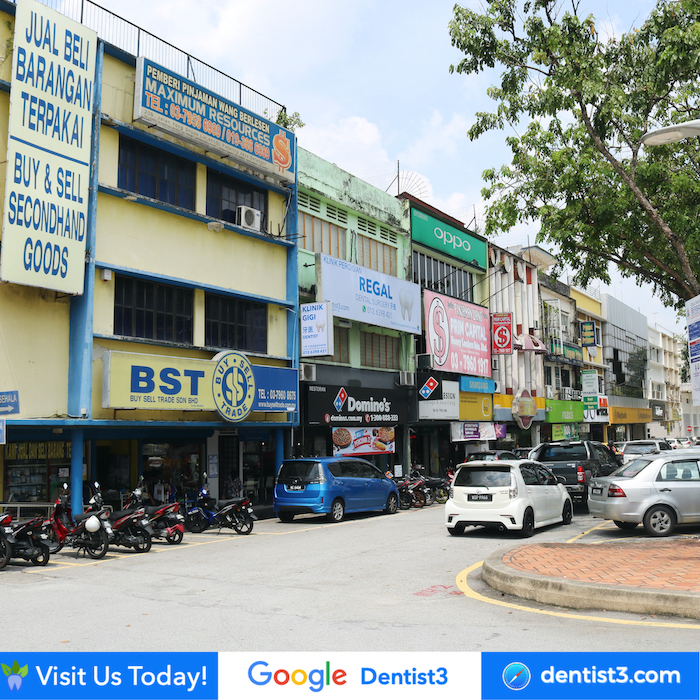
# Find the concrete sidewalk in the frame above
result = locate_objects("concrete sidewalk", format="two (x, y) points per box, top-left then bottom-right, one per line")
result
(482, 539), (700, 619)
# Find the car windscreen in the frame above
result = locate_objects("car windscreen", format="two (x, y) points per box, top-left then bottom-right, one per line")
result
(277, 461), (322, 484)
(609, 459), (652, 478)
(624, 444), (658, 455)
(454, 466), (511, 488)
(537, 444), (588, 461)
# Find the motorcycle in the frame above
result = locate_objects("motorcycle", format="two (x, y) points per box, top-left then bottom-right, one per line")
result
(88, 489), (154, 553)
(185, 473), (256, 535)
(124, 484), (185, 545)
(0, 511), (51, 567)
(47, 483), (111, 559)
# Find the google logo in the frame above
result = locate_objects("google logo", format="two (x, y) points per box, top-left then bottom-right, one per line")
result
(248, 661), (346, 692)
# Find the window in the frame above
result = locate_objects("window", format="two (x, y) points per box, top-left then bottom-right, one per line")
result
(205, 294), (267, 353)
(206, 170), (267, 228)
(333, 326), (350, 364)
(360, 331), (400, 370)
(357, 234), (397, 276)
(412, 251), (473, 301)
(298, 212), (346, 258)
(114, 276), (193, 343)
(118, 136), (195, 210)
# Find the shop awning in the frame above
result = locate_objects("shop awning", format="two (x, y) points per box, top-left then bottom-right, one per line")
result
(513, 333), (548, 354)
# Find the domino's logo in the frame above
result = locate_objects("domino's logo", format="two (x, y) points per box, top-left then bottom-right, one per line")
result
(419, 377), (439, 399)
(333, 387), (348, 412)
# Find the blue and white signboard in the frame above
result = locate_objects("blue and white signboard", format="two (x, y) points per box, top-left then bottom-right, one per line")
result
(686, 294), (700, 406)
(134, 57), (295, 184)
(0, 390), (20, 415)
(0, 0), (97, 294)
(316, 254), (421, 334)
(251, 366), (298, 412)
(300, 302), (334, 357)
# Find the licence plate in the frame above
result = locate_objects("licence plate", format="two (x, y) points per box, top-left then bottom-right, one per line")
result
(468, 494), (492, 502)
(591, 487), (603, 496)
(288, 485), (304, 491)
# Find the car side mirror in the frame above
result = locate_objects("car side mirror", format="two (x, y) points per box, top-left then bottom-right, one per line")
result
(556, 475), (566, 484)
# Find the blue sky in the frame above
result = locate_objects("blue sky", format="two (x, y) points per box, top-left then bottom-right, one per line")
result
(93, 0), (683, 335)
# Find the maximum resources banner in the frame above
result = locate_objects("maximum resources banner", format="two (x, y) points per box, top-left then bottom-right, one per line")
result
(0, 0), (96, 294)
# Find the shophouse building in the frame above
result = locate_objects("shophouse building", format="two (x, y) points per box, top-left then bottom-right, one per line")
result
(0, 0), (299, 512)
(680, 383), (698, 441)
(401, 195), (489, 474)
(647, 326), (681, 439)
(296, 149), (416, 474)
(601, 295), (651, 441)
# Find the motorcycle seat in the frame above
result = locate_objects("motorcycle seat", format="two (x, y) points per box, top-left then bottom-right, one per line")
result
(218, 497), (246, 508)
(108, 509), (137, 521)
(73, 512), (93, 523)
(144, 505), (161, 516)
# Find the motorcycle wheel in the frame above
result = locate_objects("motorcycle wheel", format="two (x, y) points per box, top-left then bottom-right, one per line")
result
(85, 528), (109, 559)
(423, 488), (435, 506)
(31, 541), (50, 566)
(166, 529), (184, 545)
(0, 531), (9, 570)
(234, 515), (254, 535)
(47, 531), (63, 554)
(434, 487), (449, 505)
(185, 513), (208, 533)
(399, 492), (411, 510)
(132, 526), (152, 553)
(411, 490), (426, 508)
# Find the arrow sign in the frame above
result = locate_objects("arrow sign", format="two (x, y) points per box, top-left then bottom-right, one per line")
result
(0, 391), (19, 415)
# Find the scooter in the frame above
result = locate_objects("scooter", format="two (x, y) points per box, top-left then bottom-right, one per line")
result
(47, 483), (111, 559)
(124, 483), (185, 545)
(185, 473), (256, 535)
(0, 511), (51, 567)
(88, 489), (153, 553)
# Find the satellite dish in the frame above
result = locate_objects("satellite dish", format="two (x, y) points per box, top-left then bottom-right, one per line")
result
(515, 261), (526, 281)
(503, 256), (513, 273)
(489, 248), (499, 267)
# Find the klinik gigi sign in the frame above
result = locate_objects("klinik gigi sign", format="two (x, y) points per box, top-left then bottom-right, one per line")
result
(0, 0), (96, 294)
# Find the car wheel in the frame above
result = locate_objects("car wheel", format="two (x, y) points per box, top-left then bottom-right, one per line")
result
(561, 500), (572, 525)
(328, 499), (345, 523)
(447, 523), (465, 536)
(520, 508), (535, 538)
(643, 505), (676, 537)
(278, 512), (295, 523)
(613, 520), (638, 531)
(384, 493), (398, 515)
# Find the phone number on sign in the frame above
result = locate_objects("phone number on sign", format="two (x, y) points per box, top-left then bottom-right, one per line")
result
(368, 414), (399, 423)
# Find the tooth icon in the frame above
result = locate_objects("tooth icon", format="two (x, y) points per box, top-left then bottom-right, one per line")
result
(316, 320), (325, 333)
(399, 288), (414, 321)
(2, 661), (28, 692)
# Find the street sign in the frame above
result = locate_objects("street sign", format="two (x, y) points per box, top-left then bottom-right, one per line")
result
(0, 391), (19, 415)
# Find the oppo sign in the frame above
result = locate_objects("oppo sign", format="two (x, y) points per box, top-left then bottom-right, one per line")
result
(434, 226), (471, 252)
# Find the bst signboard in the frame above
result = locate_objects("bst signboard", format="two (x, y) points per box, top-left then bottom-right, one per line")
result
(423, 290), (491, 377)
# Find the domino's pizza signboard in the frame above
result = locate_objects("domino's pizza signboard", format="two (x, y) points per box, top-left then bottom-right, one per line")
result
(300, 302), (334, 357)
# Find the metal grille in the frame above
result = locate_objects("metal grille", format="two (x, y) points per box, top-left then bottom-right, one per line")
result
(23, 0), (286, 119)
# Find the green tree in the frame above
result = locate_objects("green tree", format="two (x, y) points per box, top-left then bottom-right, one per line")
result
(449, 0), (700, 310)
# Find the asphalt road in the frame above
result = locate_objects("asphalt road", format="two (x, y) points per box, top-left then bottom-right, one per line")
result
(3, 505), (700, 652)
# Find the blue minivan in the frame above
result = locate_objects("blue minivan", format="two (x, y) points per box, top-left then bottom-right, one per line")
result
(273, 457), (399, 523)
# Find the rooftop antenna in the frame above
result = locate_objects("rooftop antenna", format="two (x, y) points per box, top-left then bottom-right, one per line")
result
(385, 161), (429, 200)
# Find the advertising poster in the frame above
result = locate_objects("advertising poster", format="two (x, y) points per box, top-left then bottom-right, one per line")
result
(332, 426), (396, 456)
(491, 312), (513, 355)
(685, 294), (700, 405)
(300, 302), (334, 357)
(580, 320), (597, 347)
(0, 0), (97, 293)
(424, 290), (491, 376)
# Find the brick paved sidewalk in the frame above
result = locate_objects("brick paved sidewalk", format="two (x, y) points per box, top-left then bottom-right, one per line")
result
(502, 541), (700, 592)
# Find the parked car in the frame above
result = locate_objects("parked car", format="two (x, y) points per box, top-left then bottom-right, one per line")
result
(667, 438), (683, 449)
(588, 450), (700, 536)
(616, 440), (673, 463)
(528, 441), (622, 506)
(465, 450), (518, 461)
(512, 448), (533, 459)
(444, 459), (572, 537)
(273, 457), (399, 523)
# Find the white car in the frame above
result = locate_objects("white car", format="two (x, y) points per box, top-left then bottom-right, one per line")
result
(444, 459), (573, 537)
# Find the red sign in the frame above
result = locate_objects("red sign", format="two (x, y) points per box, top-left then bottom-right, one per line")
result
(688, 426), (693, 433)
(491, 313), (513, 355)
(423, 291), (491, 377)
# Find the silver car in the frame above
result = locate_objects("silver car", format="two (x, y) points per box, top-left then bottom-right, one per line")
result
(588, 451), (700, 536)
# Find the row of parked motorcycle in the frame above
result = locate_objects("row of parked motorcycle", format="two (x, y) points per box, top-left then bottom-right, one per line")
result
(0, 473), (256, 570)
(394, 471), (451, 509)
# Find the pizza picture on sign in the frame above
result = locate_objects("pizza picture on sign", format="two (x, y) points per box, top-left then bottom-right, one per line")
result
(332, 428), (352, 448)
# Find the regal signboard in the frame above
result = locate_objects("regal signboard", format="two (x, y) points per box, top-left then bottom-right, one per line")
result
(134, 57), (295, 184)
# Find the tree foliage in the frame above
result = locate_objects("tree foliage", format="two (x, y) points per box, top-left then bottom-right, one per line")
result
(449, 0), (700, 310)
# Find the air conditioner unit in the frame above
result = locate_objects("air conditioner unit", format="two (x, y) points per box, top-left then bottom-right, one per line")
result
(493, 380), (502, 394)
(562, 387), (573, 400)
(416, 353), (434, 370)
(571, 389), (582, 400)
(545, 385), (554, 399)
(299, 363), (316, 382)
(492, 358), (499, 371)
(398, 371), (415, 386)
(236, 205), (262, 232)
(337, 318), (352, 329)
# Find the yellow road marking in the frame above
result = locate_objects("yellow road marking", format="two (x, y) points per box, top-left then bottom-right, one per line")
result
(454, 521), (700, 628)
